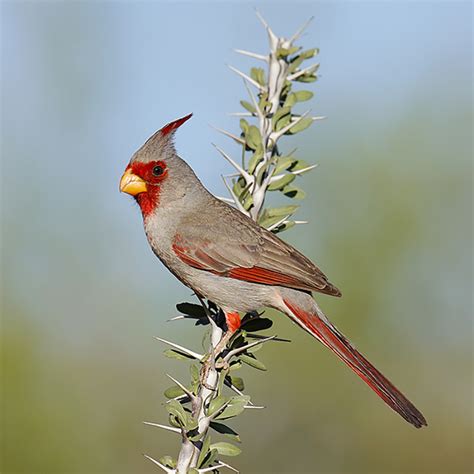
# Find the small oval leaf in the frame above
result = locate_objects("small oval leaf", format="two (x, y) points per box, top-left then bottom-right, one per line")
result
(210, 442), (242, 457)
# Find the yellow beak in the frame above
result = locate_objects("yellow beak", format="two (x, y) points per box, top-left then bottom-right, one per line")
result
(120, 168), (147, 196)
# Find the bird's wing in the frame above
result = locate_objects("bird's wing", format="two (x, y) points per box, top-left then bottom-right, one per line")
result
(172, 207), (341, 297)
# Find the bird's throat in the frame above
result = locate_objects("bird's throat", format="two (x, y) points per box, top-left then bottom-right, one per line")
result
(136, 188), (160, 218)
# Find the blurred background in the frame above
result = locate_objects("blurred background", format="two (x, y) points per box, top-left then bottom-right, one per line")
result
(1, 2), (472, 473)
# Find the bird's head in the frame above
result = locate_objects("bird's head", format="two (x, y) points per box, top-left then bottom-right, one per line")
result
(120, 113), (193, 217)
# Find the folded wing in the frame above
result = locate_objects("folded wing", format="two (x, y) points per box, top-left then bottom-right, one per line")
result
(172, 213), (341, 297)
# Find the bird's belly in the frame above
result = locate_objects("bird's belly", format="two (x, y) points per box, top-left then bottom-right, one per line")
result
(180, 268), (277, 313)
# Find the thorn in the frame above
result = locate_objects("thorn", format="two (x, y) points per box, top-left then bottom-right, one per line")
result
(312, 116), (326, 121)
(219, 461), (240, 473)
(255, 9), (278, 44)
(143, 454), (175, 473)
(291, 164), (318, 175)
(243, 404), (266, 409)
(234, 48), (268, 62)
(165, 394), (188, 404)
(228, 112), (253, 117)
(228, 65), (262, 90)
(154, 337), (203, 360)
(242, 79), (263, 119)
(289, 16), (314, 44)
(273, 110), (311, 139)
(294, 220), (309, 225)
(165, 374), (196, 400)
(268, 173), (286, 183)
(224, 335), (277, 362)
(212, 143), (252, 181)
(211, 125), (245, 145)
(288, 64), (319, 81)
(198, 463), (226, 473)
(167, 315), (185, 322)
(266, 215), (291, 231)
(216, 196), (236, 204)
(143, 421), (181, 434)
(221, 175), (249, 216)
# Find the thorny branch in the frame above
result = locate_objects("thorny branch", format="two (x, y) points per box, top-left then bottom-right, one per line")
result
(146, 12), (321, 473)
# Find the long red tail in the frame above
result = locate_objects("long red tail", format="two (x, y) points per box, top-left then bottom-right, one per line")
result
(284, 299), (427, 428)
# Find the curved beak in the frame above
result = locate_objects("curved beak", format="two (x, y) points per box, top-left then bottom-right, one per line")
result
(120, 168), (147, 196)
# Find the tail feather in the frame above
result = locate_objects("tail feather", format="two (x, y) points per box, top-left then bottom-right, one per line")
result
(284, 299), (427, 428)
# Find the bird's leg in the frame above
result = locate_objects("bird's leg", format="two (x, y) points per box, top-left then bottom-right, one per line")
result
(212, 312), (241, 359)
(199, 311), (241, 389)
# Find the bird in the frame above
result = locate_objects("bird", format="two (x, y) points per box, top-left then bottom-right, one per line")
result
(120, 113), (427, 429)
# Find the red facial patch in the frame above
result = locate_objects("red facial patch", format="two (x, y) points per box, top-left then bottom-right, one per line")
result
(128, 160), (168, 218)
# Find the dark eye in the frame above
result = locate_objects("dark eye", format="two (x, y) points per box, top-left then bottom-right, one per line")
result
(152, 165), (164, 176)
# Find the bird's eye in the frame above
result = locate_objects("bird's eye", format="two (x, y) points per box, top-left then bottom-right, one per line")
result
(152, 165), (164, 176)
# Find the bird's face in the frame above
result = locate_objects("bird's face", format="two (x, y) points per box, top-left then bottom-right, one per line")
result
(120, 160), (168, 217)
(120, 113), (193, 217)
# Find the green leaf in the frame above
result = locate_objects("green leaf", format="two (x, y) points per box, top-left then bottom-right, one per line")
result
(242, 193), (254, 211)
(225, 375), (245, 391)
(199, 448), (218, 470)
(266, 205), (299, 217)
(239, 118), (249, 134)
(272, 221), (295, 234)
(240, 317), (273, 332)
(294, 90), (314, 102)
(275, 156), (296, 173)
(289, 159), (312, 171)
(288, 117), (313, 134)
(198, 433), (212, 468)
(163, 349), (197, 361)
(272, 106), (291, 126)
(208, 395), (229, 417)
(210, 442), (242, 457)
(166, 400), (187, 425)
(190, 364), (200, 383)
(209, 421), (241, 442)
(283, 186), (306, 200)
(169, 414), (181, 428)
(240, 100), (256, 114)
(250, 67), (265, 86)
(164, 385), (186, 399)
(276, 46), (300, 58)
(247, 145), (264, 174)
(188, 469), (199, 474)
(258, 91), (270, 112)
(258, 205), (299, 229)
(267, 174), (295, 191)
(216, 396), (250, 420)
(185, 416), (198, 432)
(240, 354), (267, 371)
(232, 177), (246, 199)
(288, 55), (305, 74)
(229, 360), (242, 371)
(176, 302), (206, 319)
(296, 74), (318, 83)
(159, 456), (176, 468)
(284, 92), (297, 108)
(300, 47), (318, 59)
(245, 125), (261, 150)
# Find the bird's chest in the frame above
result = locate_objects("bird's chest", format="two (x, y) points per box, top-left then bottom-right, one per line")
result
(142, 209), (195, 283)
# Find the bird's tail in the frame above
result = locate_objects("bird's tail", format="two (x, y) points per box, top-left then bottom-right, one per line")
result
(283, 298), (427, 428)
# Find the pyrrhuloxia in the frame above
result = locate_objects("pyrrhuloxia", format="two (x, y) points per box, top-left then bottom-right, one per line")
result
(120, 114), (427, 429)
